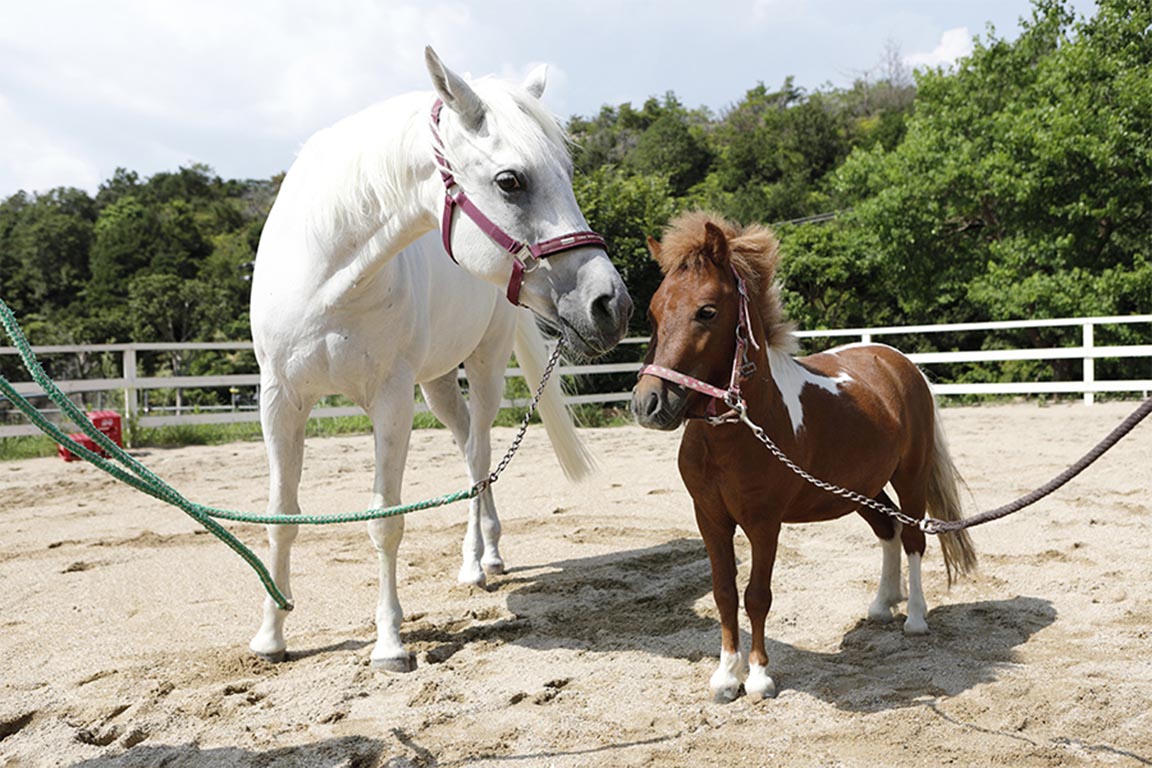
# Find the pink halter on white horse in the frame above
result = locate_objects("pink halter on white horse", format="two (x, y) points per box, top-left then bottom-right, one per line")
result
(248, 48), (631, 671)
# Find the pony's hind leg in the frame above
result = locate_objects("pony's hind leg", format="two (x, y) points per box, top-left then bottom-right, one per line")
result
(858, 495), (905, 622)
(900, 522), (930, 635)
(367, 378), (417, 671)
(249, 380), (314, 662)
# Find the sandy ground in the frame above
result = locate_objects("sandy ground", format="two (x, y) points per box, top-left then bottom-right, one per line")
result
(1, 401), (1150, 767)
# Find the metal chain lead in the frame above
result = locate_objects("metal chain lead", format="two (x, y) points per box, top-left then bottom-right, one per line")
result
(731, 401), (922, 529)
(475, 339), (564, 494)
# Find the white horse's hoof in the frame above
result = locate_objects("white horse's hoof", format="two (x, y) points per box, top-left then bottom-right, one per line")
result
(371, 653), (416, 672)
(457, 564), (487, 588)
(868, 602), (895, 621)
(482, 558), (505, 576)
(745, 664), (777, 700)
(251, 648), (287, 663)
(903, 616), (930, 636)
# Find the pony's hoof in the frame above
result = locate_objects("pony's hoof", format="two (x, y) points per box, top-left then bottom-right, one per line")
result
(252, 649), (287, 664)
(371, 653), (417, 673)
(745, 665), (777, 700)
(482, 559), (506, 576)
(711, 684), (742, 703)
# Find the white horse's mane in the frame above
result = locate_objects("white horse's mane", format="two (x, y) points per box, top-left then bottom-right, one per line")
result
(291, 76), (570, 249)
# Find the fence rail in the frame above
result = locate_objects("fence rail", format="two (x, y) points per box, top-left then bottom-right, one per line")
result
(3, 314), (1150, 439)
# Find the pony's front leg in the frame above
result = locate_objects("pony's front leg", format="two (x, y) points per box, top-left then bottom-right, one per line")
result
(744, 523), (781, 700)
(696, 505), (745, 702)
(367, 381), (417, 671)
(249, 381), (312, 662)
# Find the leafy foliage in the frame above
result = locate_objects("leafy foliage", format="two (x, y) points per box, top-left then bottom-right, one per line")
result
(2, 0), (1148, 405)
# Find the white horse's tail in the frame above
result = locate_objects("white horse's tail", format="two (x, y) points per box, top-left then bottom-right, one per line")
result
(513, 310), (595, 482)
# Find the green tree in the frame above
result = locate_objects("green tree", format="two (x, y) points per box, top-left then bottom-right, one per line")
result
(0, 188), (95, 321)
(834, 0), (1152, 326)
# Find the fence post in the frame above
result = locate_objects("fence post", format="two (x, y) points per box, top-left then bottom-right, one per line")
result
(123, 346), (138, 424)
(1082, 322), (1094, 406)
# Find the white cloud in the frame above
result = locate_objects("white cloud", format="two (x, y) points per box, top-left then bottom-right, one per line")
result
(0, 96), (102, 194)
(904, 27), (975, 69)
(0, 0), (483, 193)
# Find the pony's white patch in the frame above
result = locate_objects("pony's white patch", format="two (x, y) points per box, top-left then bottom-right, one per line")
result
(767, 348), (853, 435)
(904, 552), (929, 635)
(868, 524), (904, 621)
(709, 648), (747, 702)
(745, 663), (777, 699)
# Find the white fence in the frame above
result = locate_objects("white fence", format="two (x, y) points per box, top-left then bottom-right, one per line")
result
(3, 314), (1150, 439)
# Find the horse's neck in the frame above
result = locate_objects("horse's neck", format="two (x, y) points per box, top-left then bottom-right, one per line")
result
(304, 93), (441, 305)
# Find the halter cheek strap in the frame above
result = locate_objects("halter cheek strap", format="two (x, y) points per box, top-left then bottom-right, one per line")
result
(638, 267), (760, 423)
(430, 99), (607, 305)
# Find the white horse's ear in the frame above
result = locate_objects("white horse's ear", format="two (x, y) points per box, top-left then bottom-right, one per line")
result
(524, 64), (548, 99)
(425, 46), (485, 132)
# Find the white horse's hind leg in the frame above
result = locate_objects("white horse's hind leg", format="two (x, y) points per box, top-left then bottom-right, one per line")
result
(420, 372), (487, 587)
(461, 318), (516, 577)
(868, 523), (905, 621)
(367, 380), (417, 671)
(250, 380), (313, 661)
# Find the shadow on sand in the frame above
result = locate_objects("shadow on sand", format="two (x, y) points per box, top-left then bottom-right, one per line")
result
(494, 538), (1056, 713)
(72, 735), (386, 767)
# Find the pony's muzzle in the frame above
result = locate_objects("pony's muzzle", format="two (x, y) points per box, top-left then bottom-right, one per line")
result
(631, 377), (684, 431)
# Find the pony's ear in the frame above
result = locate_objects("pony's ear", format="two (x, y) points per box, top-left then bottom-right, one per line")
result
(425, 46), (486, 132)
(523, 64), (548, 99)
(703, 222), (730, 267)
(646, 235), (662, 261)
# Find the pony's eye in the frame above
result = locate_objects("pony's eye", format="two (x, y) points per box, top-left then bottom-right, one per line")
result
(696, 305), (718, 321)
(495, 171), (524, 193)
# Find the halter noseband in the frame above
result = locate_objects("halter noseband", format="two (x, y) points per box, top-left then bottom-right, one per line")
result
(430, 98), (607, 305)
(638, 266), (760, 423)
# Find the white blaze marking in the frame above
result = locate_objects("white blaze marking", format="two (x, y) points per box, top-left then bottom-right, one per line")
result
(767, 348), (852, 435)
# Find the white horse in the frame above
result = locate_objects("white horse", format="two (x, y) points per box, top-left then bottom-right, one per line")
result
(248, 48), (632, 671)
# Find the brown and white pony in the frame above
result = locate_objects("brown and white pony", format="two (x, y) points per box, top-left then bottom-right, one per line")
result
(631, 211), (977, 701)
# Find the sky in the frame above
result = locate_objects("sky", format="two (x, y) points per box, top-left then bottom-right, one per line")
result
(0, 0), (1096, 199)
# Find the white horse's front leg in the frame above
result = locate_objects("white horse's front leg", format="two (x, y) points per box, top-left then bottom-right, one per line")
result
(367, 382), (417, 671)
(250, 381), (311, 661)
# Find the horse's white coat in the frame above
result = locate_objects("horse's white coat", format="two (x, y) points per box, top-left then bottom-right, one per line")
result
(248, 50), (628, 670)
(766, 348), (853, 435)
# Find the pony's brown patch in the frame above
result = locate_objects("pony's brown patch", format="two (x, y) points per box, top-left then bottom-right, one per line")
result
(654, 210), (795, 352)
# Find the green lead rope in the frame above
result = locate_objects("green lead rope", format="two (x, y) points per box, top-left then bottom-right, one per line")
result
(0, 298), (485, 611)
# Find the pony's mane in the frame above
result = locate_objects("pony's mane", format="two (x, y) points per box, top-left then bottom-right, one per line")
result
(296, 75), (570, 247)
(655, 211), (796, 353)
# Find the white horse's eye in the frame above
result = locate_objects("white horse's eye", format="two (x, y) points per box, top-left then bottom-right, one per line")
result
(495, 170), (524, 193)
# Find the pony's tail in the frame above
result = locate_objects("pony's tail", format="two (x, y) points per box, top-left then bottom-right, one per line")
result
(926, 400), (978, 586)
(512, 310), (595, 482)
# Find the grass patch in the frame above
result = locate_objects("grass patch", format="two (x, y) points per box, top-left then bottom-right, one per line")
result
(1, 404), (631, 462)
